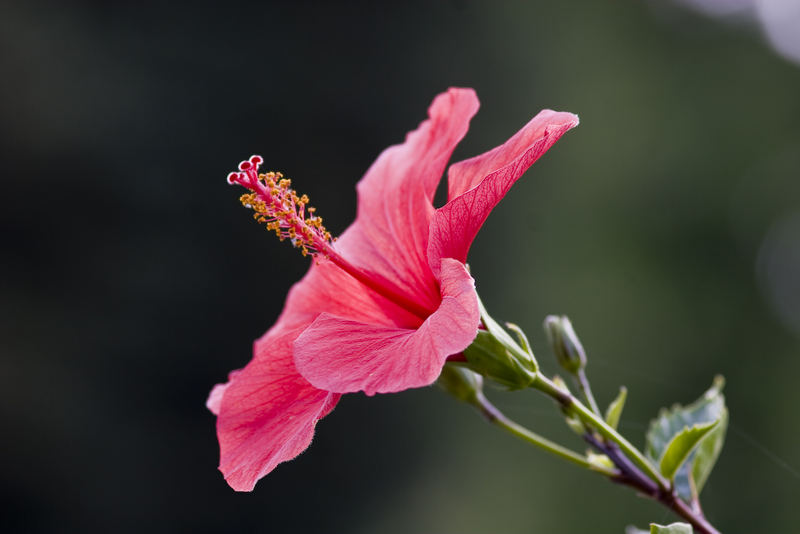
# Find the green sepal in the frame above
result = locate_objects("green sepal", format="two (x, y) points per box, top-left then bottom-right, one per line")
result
(462, 330), (535, 389)
(658, 420), (719, 481)
(586, 451), (614, 472)
(650, 523), (693, 534)
(461, 296), (537, 389)
(478, 297), (537, 371)
(564, 415), (585, 435)
(604, 386), (627, 430)
(626, 524), (693, 534)
(505, 322), (532, 356)
(645, 376), (727, 502)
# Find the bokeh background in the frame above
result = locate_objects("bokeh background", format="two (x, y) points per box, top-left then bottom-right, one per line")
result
(2, 1), (799, 533)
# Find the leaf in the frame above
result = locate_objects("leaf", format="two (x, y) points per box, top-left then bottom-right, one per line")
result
(645, 376), (727, 502)
(605, 386), (628, 430)
(650, 523), (693, 534)
(658, 420), (719, 480)
(692, 405), (728, 496)
(625, 527), (650, 534)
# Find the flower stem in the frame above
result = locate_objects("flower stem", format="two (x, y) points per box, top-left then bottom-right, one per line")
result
(585, 435), (721, 534)
(530, 373), (670, 491)
(470, 391), (617, 476)
(576, 368), (602, 416)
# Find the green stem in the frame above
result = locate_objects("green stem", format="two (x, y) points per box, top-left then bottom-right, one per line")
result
(471, 391), (617, 477)
(531, 373), (669, 490)
(576, 368), (602, 416)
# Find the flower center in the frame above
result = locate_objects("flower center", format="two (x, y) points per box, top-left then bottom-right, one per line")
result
(227, 156), (432, 322)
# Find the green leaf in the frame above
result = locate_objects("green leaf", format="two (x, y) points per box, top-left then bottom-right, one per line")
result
(650, 523), (693, 534)
(658, 420), (719, 480)
(604, 386), (627, 430)
(645, 376), (727, 502)
(692, 405), (728, 496)
(624, 526), (650, 534)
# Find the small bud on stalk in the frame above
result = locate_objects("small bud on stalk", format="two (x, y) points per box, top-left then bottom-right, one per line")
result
(543, 315), (587, 375)
(437, 365), (484, 403)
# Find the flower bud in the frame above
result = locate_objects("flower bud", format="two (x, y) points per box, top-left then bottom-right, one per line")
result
(437, 364), (483, 403)
(543, 315), (587, 374)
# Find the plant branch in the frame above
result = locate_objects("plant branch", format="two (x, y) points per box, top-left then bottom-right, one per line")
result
(466, 383), (722, 534)
(531, 373), (670, 491)
(471, 392), (617, 476)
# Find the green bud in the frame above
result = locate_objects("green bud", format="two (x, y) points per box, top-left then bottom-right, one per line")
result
(437, 364), (483, 403)
(543, 315), (587, 375)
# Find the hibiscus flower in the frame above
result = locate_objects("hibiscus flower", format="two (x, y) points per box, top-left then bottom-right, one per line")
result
(208, 88), (578, 491)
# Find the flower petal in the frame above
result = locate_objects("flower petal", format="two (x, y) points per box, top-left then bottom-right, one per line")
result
(428, 110), (579, 274)
(340, 88), (480, 312)
(447, 110), (580, 199)
(210, 256), (405, 491)
(293, 258), (479, 396)
(213, 319), (339, 491)
(206, 374), (237, 416)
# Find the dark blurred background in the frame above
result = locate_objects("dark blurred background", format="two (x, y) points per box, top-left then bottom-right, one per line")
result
(2, 1), (799, 533)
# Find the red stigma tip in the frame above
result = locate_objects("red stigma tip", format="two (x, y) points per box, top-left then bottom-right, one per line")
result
(239, 161), (252, 171)
(250, 155), (263, 165)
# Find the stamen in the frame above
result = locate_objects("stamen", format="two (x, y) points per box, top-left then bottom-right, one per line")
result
(227, 155), (334, 259)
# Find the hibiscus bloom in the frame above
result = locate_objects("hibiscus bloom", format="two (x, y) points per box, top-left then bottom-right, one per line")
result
(208, 88), (578, 491)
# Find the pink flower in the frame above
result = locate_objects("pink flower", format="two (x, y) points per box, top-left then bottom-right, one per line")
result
(208, 88), (578, 491)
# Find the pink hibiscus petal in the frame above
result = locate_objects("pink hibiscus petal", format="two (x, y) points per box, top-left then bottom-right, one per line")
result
(211, 255), (410, 491)
(293, 258), (479, 396)
(340, 88), (480, 312)
(207, 369), (245, 415)
(447, 110), (580, 199)
(214, 320), (340, 491)
(427, 110), (579, 274)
